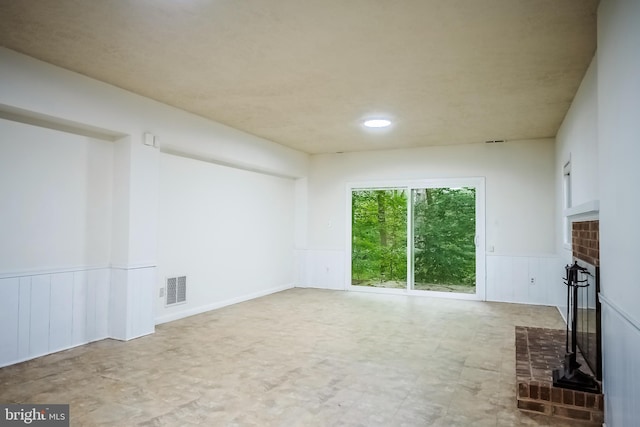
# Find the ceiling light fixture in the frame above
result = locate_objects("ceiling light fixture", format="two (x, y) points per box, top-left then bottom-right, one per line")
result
(363, 119), (392, 128)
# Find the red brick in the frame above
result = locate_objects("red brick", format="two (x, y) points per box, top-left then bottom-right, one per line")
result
(540, 385), (551, 401)
(518, 400), (549, 414)
(551, 387), (562, 403)
(518, 383), (529, 398)
(574, 391), (586, 407)
(562, 389), (574, 405)
(585, 393), (596, 409)
(553, 405), (591, 421)
(592, 410), (604, 424)
(530, 383), (539, 400)
(597, 395), (604, 411)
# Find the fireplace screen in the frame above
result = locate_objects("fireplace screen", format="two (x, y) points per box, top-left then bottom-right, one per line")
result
(553, 260), (600, 392)
(575, 261), (601, 380)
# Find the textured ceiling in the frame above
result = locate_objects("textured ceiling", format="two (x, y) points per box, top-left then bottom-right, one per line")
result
(0, 0), (598, 154)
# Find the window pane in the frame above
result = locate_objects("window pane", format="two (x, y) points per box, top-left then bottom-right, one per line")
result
(351, 189), (407, 288)
(412, 187), (476, 293)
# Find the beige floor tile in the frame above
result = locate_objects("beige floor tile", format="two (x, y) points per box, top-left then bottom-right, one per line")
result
(0, 288), (569, 426)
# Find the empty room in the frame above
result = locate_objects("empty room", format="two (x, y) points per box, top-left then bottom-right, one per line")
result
(0, 1), (638, 426)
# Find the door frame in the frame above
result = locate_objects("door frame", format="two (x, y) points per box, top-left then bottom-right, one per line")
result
(345, 177), (486, 301)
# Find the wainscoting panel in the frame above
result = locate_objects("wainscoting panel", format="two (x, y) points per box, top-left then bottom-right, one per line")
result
(600, 295), (640, 426)
(109, 268), (128, 341)
(300, 252), (563, 305)
(71, 271), (88, 347)
(17, 278), (31, 360)
(90, 268), (110, 341)
(0, 278), (19, 365)
(298, 250), (345, 290)
(49, 272), (74, 354)
(109, 266), (156, 341)
(486, 255), (562, 306)
(0, 267), (111, 368)
(293, 250), (308, 289)
(129, 267), (156, 340)
(30, 275), (51, 358)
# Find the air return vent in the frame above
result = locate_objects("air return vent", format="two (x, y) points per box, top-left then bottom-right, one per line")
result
(166, 276), (187, 306)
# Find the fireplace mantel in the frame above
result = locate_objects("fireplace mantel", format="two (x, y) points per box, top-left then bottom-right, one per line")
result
(565, 200), (599, 222)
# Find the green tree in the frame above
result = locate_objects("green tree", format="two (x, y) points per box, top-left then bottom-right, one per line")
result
(352, 189), (407, 284)
(413, 187), (476, 286)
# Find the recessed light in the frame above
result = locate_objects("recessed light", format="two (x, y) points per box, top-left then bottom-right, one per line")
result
(363, 119), (392, 128)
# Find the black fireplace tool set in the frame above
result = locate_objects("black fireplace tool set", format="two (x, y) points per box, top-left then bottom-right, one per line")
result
(552, 261), (600, 393)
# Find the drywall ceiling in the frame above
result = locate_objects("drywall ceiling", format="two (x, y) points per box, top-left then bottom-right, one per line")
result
(0, 0), (598, 154)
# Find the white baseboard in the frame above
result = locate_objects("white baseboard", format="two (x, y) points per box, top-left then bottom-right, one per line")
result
(556, 305), (568, 324)
(0, 336), (107, 369)
(154, 283), (294, 325)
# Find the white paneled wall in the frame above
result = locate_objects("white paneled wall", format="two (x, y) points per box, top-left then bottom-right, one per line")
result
(297, 249), (346, 290)
(109, 266), (156, 341)
(485, 255), (562, 306)
(600, 295), (640, 426)
(0, 268), (110, 368)
(0, 281), (19, 364)
(298, 252), (563, 307)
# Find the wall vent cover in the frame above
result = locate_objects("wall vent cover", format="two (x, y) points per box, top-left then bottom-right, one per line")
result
(166, 276), (187, 306)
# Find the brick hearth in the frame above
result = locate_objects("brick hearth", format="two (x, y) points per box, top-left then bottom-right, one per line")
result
(515, 326), (603, 424)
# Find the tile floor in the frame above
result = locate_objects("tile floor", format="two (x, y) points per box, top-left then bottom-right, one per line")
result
(0, 289), (584, 426)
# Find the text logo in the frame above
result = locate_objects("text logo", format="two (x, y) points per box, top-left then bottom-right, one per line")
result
(0, 405), (69, 426)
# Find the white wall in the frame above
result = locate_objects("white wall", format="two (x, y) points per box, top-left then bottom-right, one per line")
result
(556, 57), (599, 216)
(0, 48), (309, 363)
(304, 139), (559, 304)
(0, 119), (113, 273)
(0, 118), (115, 367)
(155, 153), (296, 323)
(554, 55), (599, 314)
(596, 0), (640, 424)
(0, 269), (110, 368)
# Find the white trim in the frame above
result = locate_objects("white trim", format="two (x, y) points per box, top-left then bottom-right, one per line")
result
(154, 283), (294, 325)
(111, 330), (154, 342)
(160, 145), (302, 180)
(0, 263), (157, 279)
(345, 177), (486, 301)
(0, 102), (127, 142)
(0, 338), (107, 369)
(486, 252), (558, 258)
(557, 305), (568, 324)
(565, 200), (600, 221)
(599, 293), (640, 333)
(348, 285), (482, 301)
(0, 264), (110, 279)
(110, 263), (157, 270)
(407, 187), (414, 291)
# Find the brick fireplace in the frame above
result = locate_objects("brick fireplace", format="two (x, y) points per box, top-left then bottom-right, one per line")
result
(572, 220), (599, 267)
(571, 220), (601, 380)
(515, 219), (603, 424)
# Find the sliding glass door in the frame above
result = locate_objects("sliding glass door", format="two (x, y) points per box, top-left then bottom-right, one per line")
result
(351, 188), (407, 289)
(411, 187), (476, 294)
(349, 179), (485, 299)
